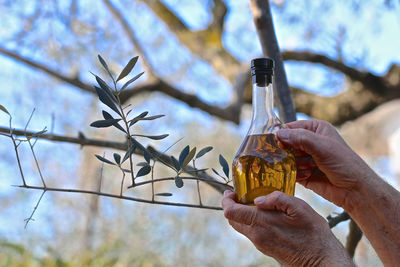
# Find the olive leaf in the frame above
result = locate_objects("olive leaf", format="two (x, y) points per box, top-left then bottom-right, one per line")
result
(155, 193), (173, 197)
(94, 86), (121, 116)
(171, 156), (180, 171)
(144, 150), (151, 164)
(219, 154), (229, 178)
(136, 162), (149, 167)
(179, 145), (190, 168)
(129, 111), (148, 126)
(196, 146), (213, 159)
(95, 75), (117, 102)
(131, 134), (169, 140)
(102, 110), (126, 133)
(117, 56), (138, 82)
(129, 114), (165, 126)
(95, 155), (115, 165)
(113, 153), (121, 165)
(182, 147), (196, 169)
(175, 176), (184, 188)
(98, 55), (114, 81)
(0, 105), (10, 115)
(120, 72), (144, 91)
(122, 140), (136, 163)
(136, 165), (151, 177)
(90, 119), (121, 128)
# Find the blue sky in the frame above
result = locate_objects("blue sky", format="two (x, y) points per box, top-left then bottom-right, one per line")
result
(0, 0), (399, 263)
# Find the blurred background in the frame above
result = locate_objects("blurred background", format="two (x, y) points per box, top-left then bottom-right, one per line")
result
(0, 0), (400, 266)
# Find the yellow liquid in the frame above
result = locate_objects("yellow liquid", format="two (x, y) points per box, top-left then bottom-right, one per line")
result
(233, 134), (296, 205)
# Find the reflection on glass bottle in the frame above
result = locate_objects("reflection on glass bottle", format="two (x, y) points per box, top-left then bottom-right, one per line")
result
(232, 58), (296, 205)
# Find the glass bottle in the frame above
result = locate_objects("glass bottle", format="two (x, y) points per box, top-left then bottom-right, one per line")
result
(232, 58), (296, 205)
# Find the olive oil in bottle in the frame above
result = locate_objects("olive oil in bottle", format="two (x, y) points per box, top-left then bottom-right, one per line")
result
(232, 58), (296, 205)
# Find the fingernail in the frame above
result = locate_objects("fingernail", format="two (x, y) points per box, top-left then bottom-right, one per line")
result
(277, 129), (290, 140)
(254, 196), (266, 204)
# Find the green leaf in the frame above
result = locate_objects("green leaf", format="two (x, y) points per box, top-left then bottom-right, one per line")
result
(171, 156), (180, 171)
(122, 140), (136, 163)
(90, 119), (121, 128)
(129, 114), (165, 126)
(113, 153), (121, 165)
(129, 111), (148, 126)
(94, 86), (121, 116)
(219, 154), (229, 178)
(117, 56), (138, 82)
(196, 146), (213, 159)
(95, 155), (115, 165)
(102, 110), (126, 133)
(187, 168), (208, 173)
(120, 72), (144, 91)
(136, 165), (151, 177)
(156, 193), (173, 197)
(95, 76), (117, 102)
(179, 145), (190, 168)
(136, 162), (149, 167)
(144, 150), (151, 164)
(182, 147), (196, 169)
(0, 105), (10, 115)
(175, 177), (184, 188)
(212, 168), (222, 178)
(122, 168), (131, 173)
(98, 55), (114, 81)
(132, 134), (169, 140)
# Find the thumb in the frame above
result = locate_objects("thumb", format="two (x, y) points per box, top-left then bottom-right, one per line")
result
(277, 128), (327, 157)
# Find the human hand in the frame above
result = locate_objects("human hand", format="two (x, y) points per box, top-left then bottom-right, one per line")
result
(276, 119), (377, 210)
(222, 190), (353, 267)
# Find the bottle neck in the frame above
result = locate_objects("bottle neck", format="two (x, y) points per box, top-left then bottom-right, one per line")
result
(252, 82), (274, 121)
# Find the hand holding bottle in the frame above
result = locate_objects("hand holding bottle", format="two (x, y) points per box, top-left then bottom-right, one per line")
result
(222, 190), (354, 267)
(276, 119), (376, 209)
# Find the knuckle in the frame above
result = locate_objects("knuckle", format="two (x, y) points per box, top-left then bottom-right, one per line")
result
(223, 207), (234, 220)
(248, 209), (259, 226)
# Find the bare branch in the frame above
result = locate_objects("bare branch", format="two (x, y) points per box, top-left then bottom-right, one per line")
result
(249, 0), (296, 123)
(0, 46), (241, 123)
(282, 50), (388, 94)
(0, 45), (93, 93)
(327, 211), (350, 228)
(18, 185), (222, 210)
(121, 79), (241, 123)
(139, 0), (240, 82)
(346, 219), (363, 258)
(24, 190), (46, 228)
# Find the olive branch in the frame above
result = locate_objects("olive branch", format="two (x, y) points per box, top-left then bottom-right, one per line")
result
(0, 55), (233, 228)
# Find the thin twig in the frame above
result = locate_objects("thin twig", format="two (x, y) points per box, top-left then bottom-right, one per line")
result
(119, 167), (126, 196)
(193, 160), (203, 206)
(18, 185), (222, 210)
(24, 190), (46, 228)
(27, 138), (46, 187)
(128, 176), (233, 189)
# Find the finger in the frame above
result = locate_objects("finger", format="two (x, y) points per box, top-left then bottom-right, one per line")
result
(285, 119), (321, 132)
(222, 194), (258, 225)
(297, 169), (313, 179)
(276, 128), (329, 157)
(296, 155), (316, 169)
(254, 191), (301, 217)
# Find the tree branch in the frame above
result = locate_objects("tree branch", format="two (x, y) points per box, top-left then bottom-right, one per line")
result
(282, 50), (388, 94)
(18, 185), (222, 210)
(346, 219), (363, 258)
(0, 126), (229, 193)
(0, 46), (240, 123)
(327, 211), (350, 228)
(139, 0), (240, 82)
(249, 0), (296, 123)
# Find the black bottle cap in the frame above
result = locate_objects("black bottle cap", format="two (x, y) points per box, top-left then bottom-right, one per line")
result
(251, 58), (274, 76)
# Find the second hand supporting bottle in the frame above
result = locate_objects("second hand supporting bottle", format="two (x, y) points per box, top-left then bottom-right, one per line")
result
(232, 58), (297, 205)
